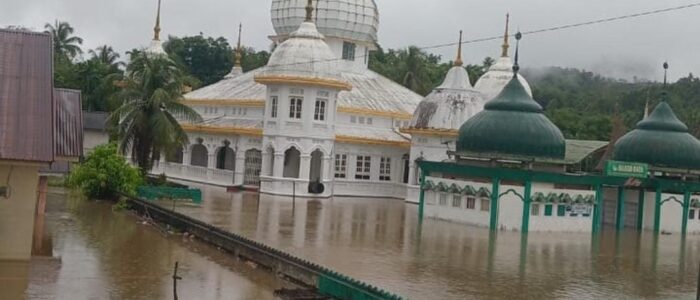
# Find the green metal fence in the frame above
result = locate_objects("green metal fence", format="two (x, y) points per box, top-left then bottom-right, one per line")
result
(137, 186), (202, 204)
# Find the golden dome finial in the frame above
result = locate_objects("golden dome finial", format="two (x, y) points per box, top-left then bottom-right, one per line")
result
(501, 13), (510, 57)
(235, 23), (243, 67)
(305, 0), (314, 22)
(454, 30), (464, 67)
(153, 0), (162, 41)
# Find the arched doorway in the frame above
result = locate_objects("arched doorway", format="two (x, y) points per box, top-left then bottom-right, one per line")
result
(283, 147), (301, 178)
(190, 143), (208, 167)
(309, 149), (323, 182)
(166, 147), (184, 164)
(216, 142), (235, 171)
(244, 149), (262, 185)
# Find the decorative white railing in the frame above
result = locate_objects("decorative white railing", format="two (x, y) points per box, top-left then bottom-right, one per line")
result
(211, 168), (234, 185)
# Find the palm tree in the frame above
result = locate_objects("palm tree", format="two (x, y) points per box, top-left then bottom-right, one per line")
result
(89, 45), (125, 69)
(109, 53), (202, 172)
(44, 20), (83, 60)
(400, 46), (431, 95)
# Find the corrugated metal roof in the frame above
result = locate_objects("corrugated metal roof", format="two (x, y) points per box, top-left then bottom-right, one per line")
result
(184, 67), (422, 115)
(54, 89), (83, 159)
(83, 112), (109, 131)
(0, 29), (55, 163)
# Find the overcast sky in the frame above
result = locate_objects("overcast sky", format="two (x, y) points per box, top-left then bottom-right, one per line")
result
(2, 0), (699, 81)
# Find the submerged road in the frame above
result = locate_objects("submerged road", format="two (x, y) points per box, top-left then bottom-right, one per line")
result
(0, 189), (290, 300)
(157, 181), (700, 299)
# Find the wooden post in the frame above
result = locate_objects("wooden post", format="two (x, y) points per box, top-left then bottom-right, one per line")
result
(172, 261), (182, 300)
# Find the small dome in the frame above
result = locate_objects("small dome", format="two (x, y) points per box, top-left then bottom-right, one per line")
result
(271, 0), (379, 45)
(613, 101), (700, 169)
(261, 21), (342, 80)
(458, 77), (565, 159)
(475, 56), (532, 101)
(410, 66), (485, 130)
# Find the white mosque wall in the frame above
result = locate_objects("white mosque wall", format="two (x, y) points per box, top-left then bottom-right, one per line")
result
(423, 176), (595, 232)
(325, 37), (372, 72)
(639, 192), (694, 233)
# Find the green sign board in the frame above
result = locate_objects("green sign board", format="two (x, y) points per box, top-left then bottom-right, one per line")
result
(605, 160), (649, 178)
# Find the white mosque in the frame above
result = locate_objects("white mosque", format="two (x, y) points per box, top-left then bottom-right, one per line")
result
(149, 0), (532, 201)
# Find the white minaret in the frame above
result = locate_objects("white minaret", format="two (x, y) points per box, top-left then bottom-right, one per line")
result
(145, 0), (167, 55)
(256, 0), (352, 197)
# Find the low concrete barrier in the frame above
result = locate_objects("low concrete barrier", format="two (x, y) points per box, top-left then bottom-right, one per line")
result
(126, 196), (404, 300)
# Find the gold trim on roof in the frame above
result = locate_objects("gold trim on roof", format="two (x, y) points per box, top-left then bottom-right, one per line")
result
(254, 75), (352, 91)
(335, 135), (410, 148)
(182, 124), (263, 136)
(182, 99), (265, 107)
(337, 107), (412, 120)
(400, 127), (459, 138)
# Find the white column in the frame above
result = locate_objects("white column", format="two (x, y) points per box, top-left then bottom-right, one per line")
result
(207, 154), (216, 169)
(261, 151), (271, 176)
(273, 152), (284, 178)
(408, 163), (417, 185)
(322, 155), (332, 181)
(234, 151), (246, 185)
(183, 150), (191, 166)
(300, 154), (311, 180)
(347, 155), (357, 180)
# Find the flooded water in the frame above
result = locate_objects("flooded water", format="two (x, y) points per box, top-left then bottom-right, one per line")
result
(157, 182), (700, 300)
(0, 189), (288, 300)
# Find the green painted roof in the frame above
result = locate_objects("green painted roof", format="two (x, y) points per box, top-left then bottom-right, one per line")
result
(613, 101), (700, 170)
(457, 77), (566, 159)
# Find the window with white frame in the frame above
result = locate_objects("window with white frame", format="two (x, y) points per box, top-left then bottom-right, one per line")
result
(314, 99), (327, 121)
(452, 195), (462, 208)
(334, 154), (347, 178)
(351, 116), (357, 123)
(531, 203), (540, 216)
(480, 198), (490, 211)
(342, 41), (356, 61)
(289, 97), (302, 119)
(379, 157), (391, 181)
(359, 116), (365, 124)
(466, 197), (476, 209)
(355, 155), (371, 180)
(367, 118), (373, 125)
(439, 193), (448, 206)
(270, 96), (278, 118)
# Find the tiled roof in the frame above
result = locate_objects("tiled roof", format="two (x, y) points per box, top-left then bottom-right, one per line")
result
(0, 29), (55, 163)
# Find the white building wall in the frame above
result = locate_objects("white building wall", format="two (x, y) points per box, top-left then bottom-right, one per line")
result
(83, 130), (109, 154)
(423, 177), (594, 232)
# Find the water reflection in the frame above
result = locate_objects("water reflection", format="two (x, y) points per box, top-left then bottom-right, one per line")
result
(0, 189), (287, 300)
(160, 182), (700, 299)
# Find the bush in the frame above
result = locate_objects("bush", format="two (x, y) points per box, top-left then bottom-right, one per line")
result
(68, 143), (143, 200)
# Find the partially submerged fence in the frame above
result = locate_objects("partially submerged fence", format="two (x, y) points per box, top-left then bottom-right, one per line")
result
(126, 196), (404, 300)
(136, 186), (202, 204)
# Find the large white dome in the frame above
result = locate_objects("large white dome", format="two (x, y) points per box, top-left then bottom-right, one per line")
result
(271, 0), (379, 45)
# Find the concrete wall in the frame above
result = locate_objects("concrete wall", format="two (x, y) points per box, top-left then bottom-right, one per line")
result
(0, 164), (39, 260)
(424, 176), (594, 232)
(83, 130), (109, 154)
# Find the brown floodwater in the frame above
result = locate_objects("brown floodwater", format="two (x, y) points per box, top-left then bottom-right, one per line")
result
(0, 189), (289, 300)
(156, 181), (700, 300)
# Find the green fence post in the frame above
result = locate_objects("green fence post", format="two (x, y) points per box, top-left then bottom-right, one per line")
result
(636, 189), (645, 231)
(489, 177), (501, 231)
(616, 187), (626, 230)
(521, 180), (532, 233)
(682, 190), (690, 236)
(418, 170), (428, 222)
(654, 186), (662, 234)
(592, 184), (603, 233)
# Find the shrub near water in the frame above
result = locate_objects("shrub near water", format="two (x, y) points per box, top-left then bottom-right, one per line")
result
(69, 144), (143, 200)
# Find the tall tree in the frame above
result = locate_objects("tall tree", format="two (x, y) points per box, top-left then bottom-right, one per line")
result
(89, 45), (124, 70)
(44, 20), (83, 60)
(164, 35), (233, 86)
(109, 53), (202, 172)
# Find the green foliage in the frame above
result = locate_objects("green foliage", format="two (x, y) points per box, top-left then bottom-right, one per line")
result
(44, 20), (83, 61)
(163, 35), (271, 87)
(110, 52), (202, 171)
(69, 144), (143, 200)
(369, 45), (490, 96)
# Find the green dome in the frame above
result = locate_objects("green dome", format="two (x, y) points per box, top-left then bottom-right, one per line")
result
(613, 101), (700, 169)
(457, 77), (566, 159)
